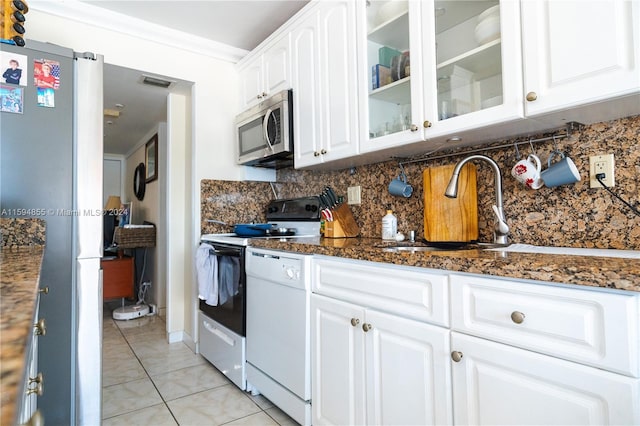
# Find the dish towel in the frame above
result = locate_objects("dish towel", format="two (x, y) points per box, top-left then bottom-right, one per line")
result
(196, 243), (219, 306)
(218, 256), (240, 305)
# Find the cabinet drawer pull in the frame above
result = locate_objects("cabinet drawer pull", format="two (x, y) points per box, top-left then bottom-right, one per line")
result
(39, 286), (49, 294)
(451, 351), (463, 362)
(510, 311), (526, 324)
(350, 318), (360, 327)
(526, 91), (537, 102)
(362, 323), (372, 332)
(34, 318), (46, 336)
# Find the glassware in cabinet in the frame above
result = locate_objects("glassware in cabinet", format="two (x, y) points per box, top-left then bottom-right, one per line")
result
(433, 1), (504, 122)
(366, 0), (413, 139)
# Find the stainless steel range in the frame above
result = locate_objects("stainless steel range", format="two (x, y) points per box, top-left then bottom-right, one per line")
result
(197, 197), (320, 392)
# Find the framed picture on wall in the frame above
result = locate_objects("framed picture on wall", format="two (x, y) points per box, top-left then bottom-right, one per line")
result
(145, 134), (158, 183)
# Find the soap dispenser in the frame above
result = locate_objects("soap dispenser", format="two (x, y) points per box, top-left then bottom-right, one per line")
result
(381, 206), (397, 240)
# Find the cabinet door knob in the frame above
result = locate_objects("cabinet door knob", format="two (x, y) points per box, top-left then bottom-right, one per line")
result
(257, 94), (263, 100)
(34, 318), (46, 336)
(39, 286), (49, 294)
(423, 120), (432, 128)
(27, 381), (44, 396)
(313, 151), (320, 157)
(451, 351), (463, 362)
(526, 92), (537, 102)
(350, 318), (360, 327)
(320, 149), (327, 155)
(510, 311), (526, 324)
(262, 92), (268, 97)
(410, 124), (418, 132)
(29, 372), (44, 385)
(362, 323), (372, 332)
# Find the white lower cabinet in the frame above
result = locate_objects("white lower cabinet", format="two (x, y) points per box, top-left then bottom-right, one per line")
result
(311, 256), (452, 425)
(451, 331), (640, 425)
(311, 294), (452, 426)
(450, 273), (640, 425)
(310, 256), (640, 425)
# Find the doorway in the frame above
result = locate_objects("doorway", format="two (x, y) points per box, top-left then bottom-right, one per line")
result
(101, 63), (192, 319)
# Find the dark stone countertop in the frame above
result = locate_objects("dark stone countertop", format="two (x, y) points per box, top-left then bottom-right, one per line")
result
(247, 237), (640, 292)
(0, 246), (45, 426)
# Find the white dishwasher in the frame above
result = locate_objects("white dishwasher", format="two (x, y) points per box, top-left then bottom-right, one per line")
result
(245, 247), (312, 426)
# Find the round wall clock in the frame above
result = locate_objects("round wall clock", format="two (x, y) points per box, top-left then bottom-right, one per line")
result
(133, 162), (146, 201)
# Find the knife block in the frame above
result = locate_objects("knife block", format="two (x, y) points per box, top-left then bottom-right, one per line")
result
(324, 204), (360, 238)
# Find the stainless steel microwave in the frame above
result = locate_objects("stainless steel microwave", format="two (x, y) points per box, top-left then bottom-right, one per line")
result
(236, 89), (293, 168)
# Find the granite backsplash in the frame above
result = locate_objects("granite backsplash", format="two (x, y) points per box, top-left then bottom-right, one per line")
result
(0, 218), (46, 248)
(202, 115), (639, 250)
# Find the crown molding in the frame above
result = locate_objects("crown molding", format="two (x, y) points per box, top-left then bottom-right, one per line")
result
(30, 0), (249, 63)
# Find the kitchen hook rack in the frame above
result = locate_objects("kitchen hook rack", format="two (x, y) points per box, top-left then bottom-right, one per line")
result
(396, 122), (582, 166)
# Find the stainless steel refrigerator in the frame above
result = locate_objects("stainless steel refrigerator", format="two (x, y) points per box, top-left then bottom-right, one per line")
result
(1, 40), (103, 425)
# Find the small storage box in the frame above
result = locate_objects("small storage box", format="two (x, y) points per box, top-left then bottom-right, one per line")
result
(378, 46), (401, 67)
(372, 64), (391, 90)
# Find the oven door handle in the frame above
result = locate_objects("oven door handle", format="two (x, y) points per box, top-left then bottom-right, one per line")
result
(208, 248), (242, 257)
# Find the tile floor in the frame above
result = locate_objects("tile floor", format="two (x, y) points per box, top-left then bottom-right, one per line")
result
(102, 303), (298, 425)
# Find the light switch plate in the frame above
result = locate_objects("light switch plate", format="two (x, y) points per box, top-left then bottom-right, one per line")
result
(589, 154), (615, 188)
(347, 186), (361, 205)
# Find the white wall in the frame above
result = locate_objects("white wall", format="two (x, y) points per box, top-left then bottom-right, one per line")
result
(125, 125), (165, 313)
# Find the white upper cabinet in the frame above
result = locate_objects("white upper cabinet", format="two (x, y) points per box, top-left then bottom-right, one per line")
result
(521, 0), (640, 121)
(359, 0), (524, 154)
(239, 34), (291, 109)
(291, 10), (323, 167)
(293, 1), (359, 168)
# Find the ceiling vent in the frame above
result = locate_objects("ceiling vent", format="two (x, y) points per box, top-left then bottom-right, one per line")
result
(141, 74), (175, 89)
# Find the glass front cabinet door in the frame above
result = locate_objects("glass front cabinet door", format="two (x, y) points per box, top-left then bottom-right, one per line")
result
(359, 0), (424, 153)
(359, 0), (524, 154)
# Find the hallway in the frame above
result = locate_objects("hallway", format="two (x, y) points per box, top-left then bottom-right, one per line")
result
(102, 304), (297, 425)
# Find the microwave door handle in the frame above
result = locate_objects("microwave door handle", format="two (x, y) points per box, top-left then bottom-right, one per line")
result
(262, 108), (275, 153)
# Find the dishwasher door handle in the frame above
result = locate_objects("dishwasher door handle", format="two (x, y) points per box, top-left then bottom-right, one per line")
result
(251, 252), (280, 259)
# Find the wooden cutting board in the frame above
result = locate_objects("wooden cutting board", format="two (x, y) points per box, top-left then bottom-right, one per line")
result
(423, 164), (478, 242)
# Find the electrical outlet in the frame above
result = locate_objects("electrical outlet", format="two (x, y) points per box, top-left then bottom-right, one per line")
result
(347, 186), (361, 205)
(589, 154), (615, 188)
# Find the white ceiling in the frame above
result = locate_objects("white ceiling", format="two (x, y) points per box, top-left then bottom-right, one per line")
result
(84, 0), (309, 155)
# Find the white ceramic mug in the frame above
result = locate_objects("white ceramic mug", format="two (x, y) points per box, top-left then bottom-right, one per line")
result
(511, 154), (544, 189)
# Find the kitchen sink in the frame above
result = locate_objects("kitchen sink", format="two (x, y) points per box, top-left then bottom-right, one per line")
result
(380, 243), (640, 258)
(380, 242), (508, 253)
(485, 244), (640, 259)
(381, 246), (452, 253)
